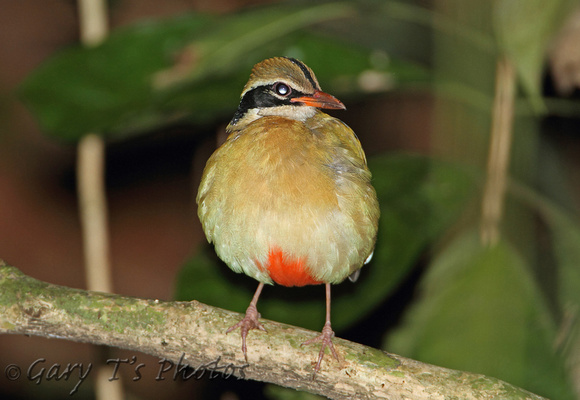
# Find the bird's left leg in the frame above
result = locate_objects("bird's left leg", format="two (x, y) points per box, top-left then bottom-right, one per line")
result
(302, 283), (341, 373)
(227, 282), (267, 361)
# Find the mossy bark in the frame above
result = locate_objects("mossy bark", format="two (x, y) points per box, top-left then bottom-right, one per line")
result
(0, 262), (547, 400)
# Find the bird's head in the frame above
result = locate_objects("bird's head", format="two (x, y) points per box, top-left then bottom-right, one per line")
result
(228, 57), (345, 129)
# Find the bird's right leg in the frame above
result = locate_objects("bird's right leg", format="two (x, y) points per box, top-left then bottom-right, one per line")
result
(226, 282), (267, 361)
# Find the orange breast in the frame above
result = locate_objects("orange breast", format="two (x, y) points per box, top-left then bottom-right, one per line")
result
(257, 247), (322, 287)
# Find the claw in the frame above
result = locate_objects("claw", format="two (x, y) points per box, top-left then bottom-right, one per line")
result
(227, 283), (266, 361)
(302, 321), (341, 376)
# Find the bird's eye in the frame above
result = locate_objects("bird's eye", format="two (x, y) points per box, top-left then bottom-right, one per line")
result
(273, 82), (291, 97)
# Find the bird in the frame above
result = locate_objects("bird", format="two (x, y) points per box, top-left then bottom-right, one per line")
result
(196, 57), (379, 373)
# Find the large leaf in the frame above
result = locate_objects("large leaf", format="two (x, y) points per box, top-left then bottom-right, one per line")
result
(546, 206), (580, 398)
(20, 14), (213, 141)
(493, 0), (576, 113)
(152, 2), (355, 87)
(20, 2), (427, 142)
(510, 177), (580, 386)
(175, 154), (474, 331)
(386, 231), (574, 399)
(510, 177), (580, 321)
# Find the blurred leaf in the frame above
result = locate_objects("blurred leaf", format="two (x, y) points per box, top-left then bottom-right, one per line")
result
(513, 178), (580, 315)
(510, 177), (580, 380)
(548, 209), (580, 376)
(536, 202), (580, 321)
(493, 0), (575, 113)
(20, 14), (213, 141)
(382, 0), (495, 54)
(20, 2), (428, 142)
(153, 2), (356, 87)
(386, 231), (574, 399)
(175, 153), (475, 331)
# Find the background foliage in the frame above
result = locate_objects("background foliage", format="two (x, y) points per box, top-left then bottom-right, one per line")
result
(12, 0), (580, 399)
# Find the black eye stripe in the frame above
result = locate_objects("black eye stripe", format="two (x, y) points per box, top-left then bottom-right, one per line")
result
(230, 84), (307, 125)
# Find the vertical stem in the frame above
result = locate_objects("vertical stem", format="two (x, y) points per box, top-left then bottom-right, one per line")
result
(77, 0), (112, 297)
(76, 0), (111, 294)
(76, 2), (119, 400)
(480, 57), (516, 246)
(78, 0), (108, 46)
(77, 134), (112, 293)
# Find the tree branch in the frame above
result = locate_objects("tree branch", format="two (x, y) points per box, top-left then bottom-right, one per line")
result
(0, 261), (546, 400)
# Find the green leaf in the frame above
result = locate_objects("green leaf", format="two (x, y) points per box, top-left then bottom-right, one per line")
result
(493, 0), (575, 113)
(386, 231), (574, 399)
(153, 2), (356, 87)
(19, 14), (213, 141)
(539, 206), (580, 321)
(175, 154), (474, 331)
(546, 207), (580, 398)
(20, 2), (428, 142)
(510, 177), (580, 382)
(17, 3), (351, 142)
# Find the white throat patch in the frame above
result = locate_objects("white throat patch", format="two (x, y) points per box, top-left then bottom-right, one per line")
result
(258, 105), (317, 121)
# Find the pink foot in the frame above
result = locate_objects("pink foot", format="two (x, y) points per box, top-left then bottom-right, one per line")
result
(226, 303), (266, 361)
(302, 321), (341, 374)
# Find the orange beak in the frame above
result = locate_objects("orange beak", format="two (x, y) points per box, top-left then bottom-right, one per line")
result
(290, 90), (346, 110)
